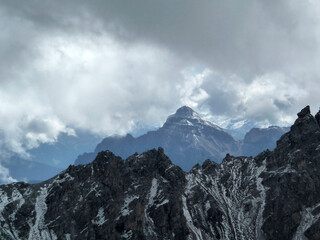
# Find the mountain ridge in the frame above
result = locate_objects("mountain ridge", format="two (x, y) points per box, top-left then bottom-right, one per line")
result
(75, 106), (288, 169)
(0, 106), (319, 239)
(76, 106), (241, 169)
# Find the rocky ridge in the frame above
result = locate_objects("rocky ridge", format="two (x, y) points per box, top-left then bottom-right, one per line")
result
(0, 106), (319, 239)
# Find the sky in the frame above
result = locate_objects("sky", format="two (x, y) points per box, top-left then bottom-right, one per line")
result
(1, 0), (320, 161)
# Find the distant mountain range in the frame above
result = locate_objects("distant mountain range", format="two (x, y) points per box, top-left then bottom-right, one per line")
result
(212, 117), (259, 140)
(0, 157), (62, 184)
(75, 106), (288, 170)
(0, 130), (102, 184)
(1, 106), (319, 239)
(28, 130), (102, 169)
(241, 125), (289, 156)
(0, 106), (288, 183)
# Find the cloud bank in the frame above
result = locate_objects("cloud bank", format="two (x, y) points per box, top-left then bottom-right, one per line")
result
(1, 0), (320, 159)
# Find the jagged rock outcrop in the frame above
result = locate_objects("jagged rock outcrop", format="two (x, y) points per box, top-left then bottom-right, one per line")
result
(0, 148), (266, 240)
(1, 106), (320, 239)
(260, 105), (320, 240)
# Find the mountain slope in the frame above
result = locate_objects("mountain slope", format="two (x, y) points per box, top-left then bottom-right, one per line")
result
(75, 106), (240, 170)
(0, 106), (320, 239)
(241, 126), (289, 156)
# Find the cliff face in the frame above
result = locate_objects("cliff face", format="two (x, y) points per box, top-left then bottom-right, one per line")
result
(0, 106), (320, 240)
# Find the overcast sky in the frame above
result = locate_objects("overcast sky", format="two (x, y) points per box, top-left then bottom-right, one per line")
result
(1, 0), (320, 158)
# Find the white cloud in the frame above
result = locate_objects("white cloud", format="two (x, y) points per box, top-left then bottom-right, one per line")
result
(201, 71), (309, 126)
(0, 163), (17, 184)
(32, 33), (189, 131)
(0, 29), (198, 157)
(1, 0), (320, 159)
(178, 68), (211, 108)
(240, 72), (307, 124)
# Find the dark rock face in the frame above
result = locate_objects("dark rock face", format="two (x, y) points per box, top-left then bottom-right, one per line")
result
(0, 148), (266, 240)
(1, 106), (320, 239)
(297, 105), (310, 118)
(76, 106), (241, 170)
(261, 106), (320, 240)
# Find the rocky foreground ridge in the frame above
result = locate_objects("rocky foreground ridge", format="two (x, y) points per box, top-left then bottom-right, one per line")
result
(0, 106), (320, 239)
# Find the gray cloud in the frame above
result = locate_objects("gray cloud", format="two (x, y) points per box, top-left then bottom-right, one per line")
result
(0, 0), (320, 159)
(3, 1), (319, 74)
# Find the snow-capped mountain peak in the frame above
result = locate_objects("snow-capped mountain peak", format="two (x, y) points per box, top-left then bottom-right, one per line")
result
(172, 106), (200, 119)
(165, 106), (201, 124)
(75, 106), (239, 169)
(164, 106), (222, 131)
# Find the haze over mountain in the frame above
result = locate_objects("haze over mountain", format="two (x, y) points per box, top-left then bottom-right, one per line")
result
(75, 106), (288, 170)
(0, 130), (102, 184)
(28, 130), (102, 169)
(0, 157), (61, 184)
(0, 106), (319, 239)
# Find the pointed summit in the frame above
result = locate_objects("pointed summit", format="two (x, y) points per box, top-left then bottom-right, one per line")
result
(165, 106), (202, 125)
(174, 106), (200, 119)
(274, 106), (320, 163)
(297, 105), (310, 118)
(163, 105), (223, 131)
(76, 105), (238, 170)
